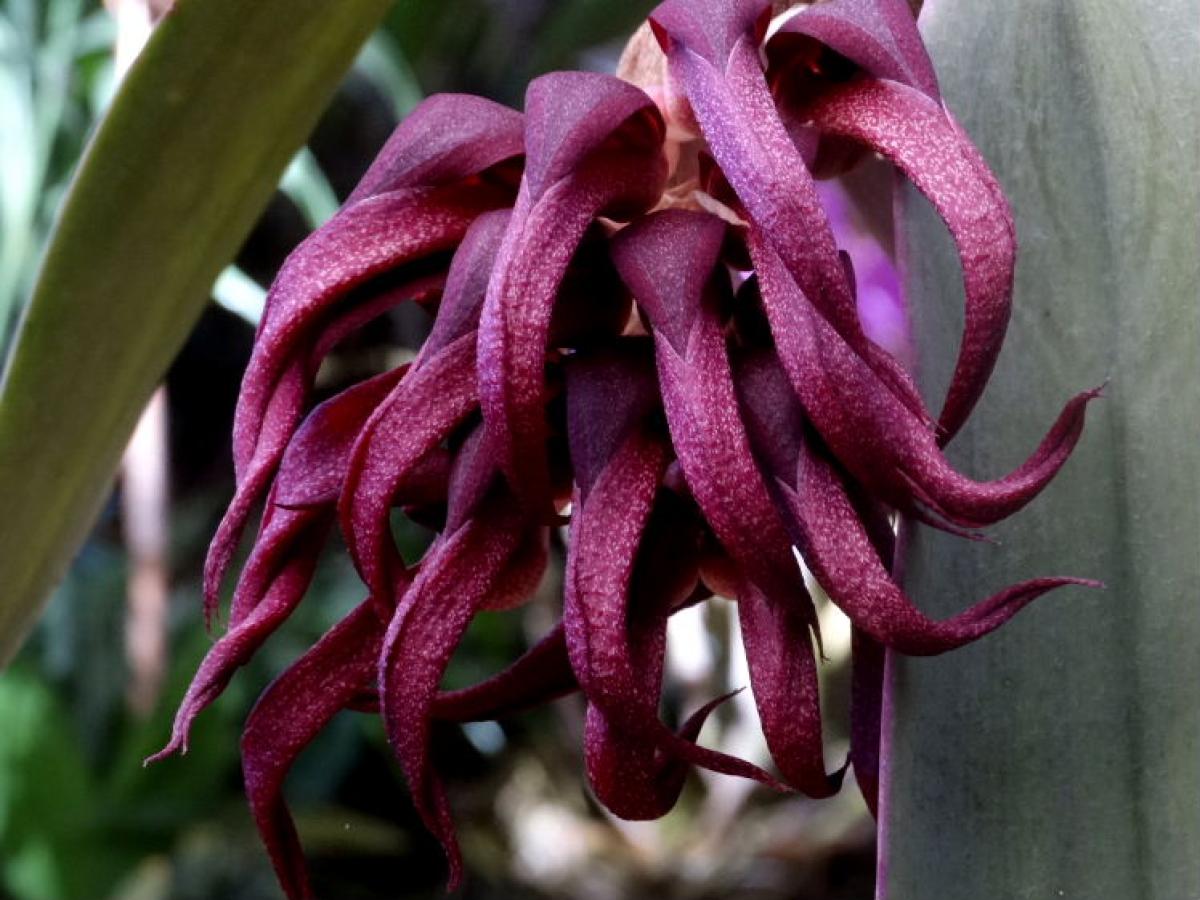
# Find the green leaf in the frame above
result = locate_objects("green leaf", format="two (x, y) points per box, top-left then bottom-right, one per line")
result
(883, 2), (1199, 897)
(0, 0), (392, 665)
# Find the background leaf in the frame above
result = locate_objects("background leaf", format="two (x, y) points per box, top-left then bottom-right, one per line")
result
(883, 2), (1200, 897)
(0, 0), (392, 664)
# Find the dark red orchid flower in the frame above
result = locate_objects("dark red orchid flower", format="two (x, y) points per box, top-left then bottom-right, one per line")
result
(153, 0), (1101, 895)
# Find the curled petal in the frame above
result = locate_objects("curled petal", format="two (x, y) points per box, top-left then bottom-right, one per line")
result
(206, 363), (412, 624)
(420, 209), (511, 362)
(565, 345), (782, 805)
(432, 624), (577, 722)
(648, 0), (770, 68)
(730, 346), (806, 482)
(444, 424), (499, 534)
(583, 691), (741, 819)
(477, 524), (549, 612)
(781, 442), (1100, 654)
(273, 366), (409, 509)
(149, 507), (329, 763)
(522, 71), (666, 204)
(234, 192), (479, 477)
(749, 229), (1100, 527)
(240, 600), (389, 900)
(205, 362), (308, 619)
(652, 15), (931, 426)
(767, 0), (939, 99)
(655, 25), (854, 335)
(340, 331), (480, 600)
(478, 72), (667, 516)
(564, 342), (661, 498)
(162, 364), (459, 758)
(206, 272), (446, 613)
(614, 211), (811, 609)
(737, 578), (844, 797)
(349, 94), (523, 202)
(235, 93), (520, 475)
(379, 488), (528, 890)
(566, 427), (782, 804)
(228, 502), (323, 628)
(799, 77), (1014, 441)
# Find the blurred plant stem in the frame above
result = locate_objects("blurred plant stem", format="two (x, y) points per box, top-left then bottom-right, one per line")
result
(121, 389), (169, 715)
(106, 0), (173, 717)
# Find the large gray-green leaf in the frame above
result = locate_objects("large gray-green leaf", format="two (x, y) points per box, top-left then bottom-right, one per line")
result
(882, 2), (1199, 898)
(0, 0), (392, 665)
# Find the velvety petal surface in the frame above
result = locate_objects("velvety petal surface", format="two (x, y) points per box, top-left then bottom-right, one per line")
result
(348, 93), (523, 202)
(564, 349), (782, 812)
(241, 599), (389, 900)
(769, 0), (939, 98)
(478, 72), (667, 516)
(378, 486), (529, 890)
(799, 77), (1014, 440)
(340, 331), (480, 601)
(748, 228), (1100, 528)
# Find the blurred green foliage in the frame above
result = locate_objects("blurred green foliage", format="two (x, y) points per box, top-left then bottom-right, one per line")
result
(0, 0), (113, 351)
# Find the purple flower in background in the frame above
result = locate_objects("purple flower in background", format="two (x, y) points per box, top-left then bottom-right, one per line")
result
(152, 0), (1100, 895)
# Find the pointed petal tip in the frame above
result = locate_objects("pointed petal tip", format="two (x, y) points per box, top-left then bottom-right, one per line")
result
(612, 208), (727, 353)
(442, 840), (465, 894)
(143, 734), (187, 767)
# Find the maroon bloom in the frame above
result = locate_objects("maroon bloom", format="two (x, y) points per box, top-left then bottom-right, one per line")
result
(154, 0), (1100, 895)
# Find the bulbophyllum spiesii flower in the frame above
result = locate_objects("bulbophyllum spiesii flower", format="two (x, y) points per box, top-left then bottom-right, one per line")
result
(150, 0), (1102, 895)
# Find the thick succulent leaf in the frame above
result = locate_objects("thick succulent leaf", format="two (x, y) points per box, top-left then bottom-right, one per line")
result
(882, 2), (1200, 897)
(0, 0), (392, 665)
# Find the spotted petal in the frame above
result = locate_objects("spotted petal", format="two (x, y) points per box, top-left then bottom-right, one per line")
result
(748, 228), (1100, 528)
(563, 347), (781, 814)
(241, 599), (389, 900)
(378, 484), (530, 890)
(798, 77), (1014, 440)
(478, 72), (667, 517)
(768, 0), (939, 99)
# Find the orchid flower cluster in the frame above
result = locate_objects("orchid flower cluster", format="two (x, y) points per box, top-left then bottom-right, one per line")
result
(153, 0), (1099, 894)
